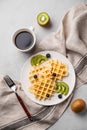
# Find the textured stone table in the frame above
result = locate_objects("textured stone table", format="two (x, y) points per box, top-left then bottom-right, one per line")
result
(0, 0), (87, 130)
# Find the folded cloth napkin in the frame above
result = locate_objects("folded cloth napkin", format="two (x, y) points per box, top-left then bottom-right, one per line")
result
(0, 3), (87, 130)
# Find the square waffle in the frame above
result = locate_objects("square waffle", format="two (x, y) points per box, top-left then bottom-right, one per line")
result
(29, 64), (52, 83)
(29, 78), (55, 100)
(49, 60), (68, 81)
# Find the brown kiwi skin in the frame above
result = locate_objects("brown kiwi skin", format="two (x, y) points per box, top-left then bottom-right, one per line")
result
(37, 13), (50, 27)
(71, 99), (86, 113)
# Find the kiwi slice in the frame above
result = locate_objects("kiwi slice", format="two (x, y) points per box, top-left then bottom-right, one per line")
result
(31, 54), (48, 66)
(56, 82), (69, 96)
(37, 12), (50, 26)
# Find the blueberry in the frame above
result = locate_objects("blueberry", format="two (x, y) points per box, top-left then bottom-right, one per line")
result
(52, 73), (56, 77)
(46, 53), (51, 58)
(33, 74), (37, 79)
(46, 94), (50, 97)
(58, 94), (62, 99)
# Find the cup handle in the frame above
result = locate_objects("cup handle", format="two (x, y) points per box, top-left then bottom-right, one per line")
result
(29, 26), (35, 31)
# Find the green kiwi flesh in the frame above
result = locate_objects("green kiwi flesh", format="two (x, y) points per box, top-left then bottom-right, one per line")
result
(37, 12), (50, 26)
(56, 82), (69, 96)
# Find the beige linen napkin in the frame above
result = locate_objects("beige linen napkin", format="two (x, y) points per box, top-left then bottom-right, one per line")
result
(0, 3), (87, 130)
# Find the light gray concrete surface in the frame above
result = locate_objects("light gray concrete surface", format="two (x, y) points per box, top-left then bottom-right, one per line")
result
(0, 0), (87, 130)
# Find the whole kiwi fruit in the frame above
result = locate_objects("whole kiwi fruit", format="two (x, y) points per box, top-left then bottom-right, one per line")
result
(71, 98), (86, 113)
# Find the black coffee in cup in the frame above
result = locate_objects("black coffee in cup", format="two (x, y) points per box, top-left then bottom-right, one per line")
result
(15, 31), (34, 50)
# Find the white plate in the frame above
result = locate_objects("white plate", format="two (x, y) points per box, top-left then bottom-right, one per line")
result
(20, 51), (76, 106)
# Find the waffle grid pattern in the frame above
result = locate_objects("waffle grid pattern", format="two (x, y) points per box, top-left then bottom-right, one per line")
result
(29, 59), (68, 100)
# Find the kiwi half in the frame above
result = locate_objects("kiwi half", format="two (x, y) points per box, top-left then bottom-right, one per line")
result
(37, 12), (50, 26)
(31, 54), (48, 66)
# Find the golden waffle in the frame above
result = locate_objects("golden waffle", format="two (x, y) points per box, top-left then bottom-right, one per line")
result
(28, 59), (68, 100)
(29, 78), (55, 100)
(48, 60), (68, 81)
(29, 64), (52, 83)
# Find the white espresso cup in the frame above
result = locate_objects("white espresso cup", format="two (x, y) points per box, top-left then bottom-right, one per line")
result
(13, 27), (36, 52)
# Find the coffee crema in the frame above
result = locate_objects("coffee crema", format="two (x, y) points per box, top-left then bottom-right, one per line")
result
(15, 31), (34, 50)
